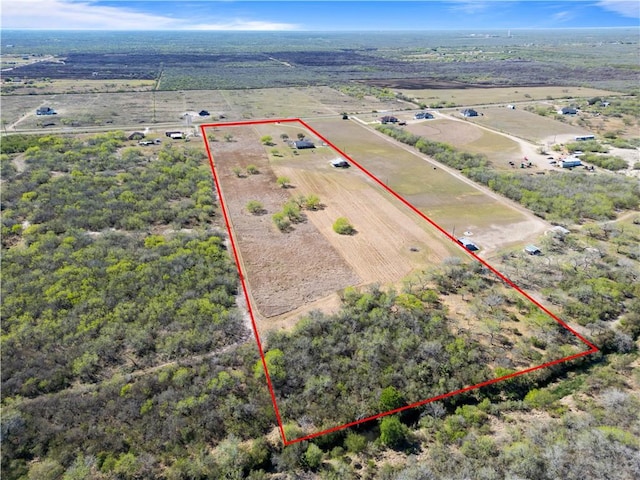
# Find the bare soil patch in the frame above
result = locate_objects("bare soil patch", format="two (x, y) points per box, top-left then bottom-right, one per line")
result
(206, 120), (483, 333)
(206, 126), (360, 322)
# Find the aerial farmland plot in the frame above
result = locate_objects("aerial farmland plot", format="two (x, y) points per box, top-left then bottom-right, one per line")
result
(202, 118), (596, 443)
(464, 106), (593, 144)
(309, 117), (548, 253)
(396, 85), (621, 108)
(401, 116), (523, 165)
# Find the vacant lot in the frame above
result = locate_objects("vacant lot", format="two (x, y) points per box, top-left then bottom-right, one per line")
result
(463, 106), (593, 144)
(204, 125), (360, 323)
(402, 116), (522, 165)
(396, 85), (622, 107)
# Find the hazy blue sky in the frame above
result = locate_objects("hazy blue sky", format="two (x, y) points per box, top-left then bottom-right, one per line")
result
(2, 1), (639, 30)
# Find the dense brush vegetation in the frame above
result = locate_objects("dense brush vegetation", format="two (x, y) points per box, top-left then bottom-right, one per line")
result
(1, 131), (639, 479)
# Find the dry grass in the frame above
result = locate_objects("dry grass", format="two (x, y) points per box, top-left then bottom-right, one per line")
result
(307, 117), (548, 254)
(466, 106), (592, 143)
(398, 85), (622, 107)
(2, 79), (155, 95)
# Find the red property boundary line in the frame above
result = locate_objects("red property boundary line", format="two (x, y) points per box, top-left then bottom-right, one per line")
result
(199, 118), (598, 446)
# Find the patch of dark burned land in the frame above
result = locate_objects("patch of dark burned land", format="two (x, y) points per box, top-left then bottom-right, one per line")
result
(12, 51), (638, 91)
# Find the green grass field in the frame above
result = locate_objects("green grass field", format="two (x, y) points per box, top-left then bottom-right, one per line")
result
(308, 117), (531, 236)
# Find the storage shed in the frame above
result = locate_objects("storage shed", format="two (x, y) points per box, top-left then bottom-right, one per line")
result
(524, 245), (541, 255)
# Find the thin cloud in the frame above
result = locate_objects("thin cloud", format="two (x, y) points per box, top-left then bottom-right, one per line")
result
(1, 0), (179, 29)
(596, 0), (640, 18)
(552, 10), (574, 22)
(0, 0), (299, 30)
(447, 0), (494, 14)
(190, 20), (299, 31)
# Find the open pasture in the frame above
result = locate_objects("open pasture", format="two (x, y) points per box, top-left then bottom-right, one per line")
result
(467, 106), (593, 144)
(309, 117), (549, 253)
(403, 116), (522, 165)
(397, 85), (622, 108)
(0, 86), (400, 132)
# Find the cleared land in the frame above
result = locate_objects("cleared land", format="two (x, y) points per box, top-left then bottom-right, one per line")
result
(204, 126), (359, 323)
(456, 106), (593, 144)
(0, 86), (402, 133)
(205, 122), (463, 333)
(396, 85), (621, 107)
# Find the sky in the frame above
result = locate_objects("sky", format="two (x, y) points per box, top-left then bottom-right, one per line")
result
(1, 0), (639, 31)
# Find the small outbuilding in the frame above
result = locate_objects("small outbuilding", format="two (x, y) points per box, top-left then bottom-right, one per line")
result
(331, 158), (350, 168)
(199, 110), (210, 117)
(36, 107), (56, 115)
(461, 108), (479, 117)
(524, 245), (542, 255)
(457, 237), (479, 252)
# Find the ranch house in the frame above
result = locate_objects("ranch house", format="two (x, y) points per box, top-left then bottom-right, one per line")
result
(293, 140), (315, 149)
(558, 107), (578, 115)
(461, 108), (479, 117)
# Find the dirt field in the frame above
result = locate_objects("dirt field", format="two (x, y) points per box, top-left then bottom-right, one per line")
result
(204, 121), (488, 334)
(204, 126), (360, 324)
(461, 106), (593, 144)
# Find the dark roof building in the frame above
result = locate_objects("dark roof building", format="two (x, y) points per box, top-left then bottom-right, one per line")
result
(293, 140), (315, 149)
(461, 108), (479, 117)
(380, 115), (398, 124)
(558, 107), (578, 115)
(199, 110), (210, 117)
(128, 132), (145, 140)
(36, 107), (56, 115)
